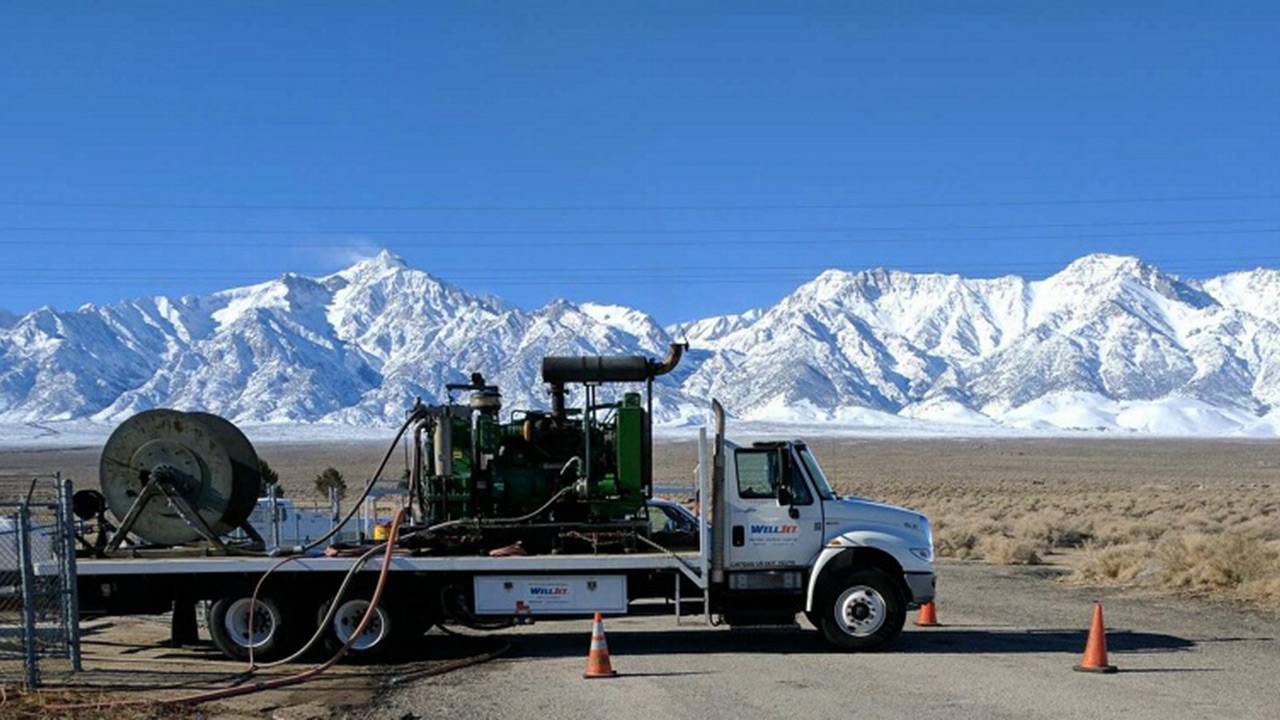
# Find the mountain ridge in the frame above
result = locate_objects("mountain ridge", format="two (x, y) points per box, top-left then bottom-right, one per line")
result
(1, 251), (1276, 436)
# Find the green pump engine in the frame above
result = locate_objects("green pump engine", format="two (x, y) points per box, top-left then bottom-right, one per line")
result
(413, 343), (685, 527)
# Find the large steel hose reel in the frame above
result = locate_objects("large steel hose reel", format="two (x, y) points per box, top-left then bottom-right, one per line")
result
(99, 409), (262, 549)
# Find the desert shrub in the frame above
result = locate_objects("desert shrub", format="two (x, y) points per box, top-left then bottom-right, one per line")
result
(1239, 571), (1280, 609)
(1091, 519), (1170, 546)
(976, 535), (1041, 565)
(933, 524), (981, 559)
(1074, 542), (1151, 583)
(934, 519), (1007, 560)
(1011, 510), (1093, 549)
(1156, 532), (1279, 594)
(931, 520), (977, 561)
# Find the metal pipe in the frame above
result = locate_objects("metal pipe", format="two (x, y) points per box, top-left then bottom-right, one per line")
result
(268, 483), (281, 550)
(410, 419), (424, 523)
(328, 486), (339, 547)
(540, 343), (687, 385)
(549, 382), (566, 419)
(582, 385), (593, 488)
(697, 425), (712, 625)
(674, 571), (682, 626)
(646, 342), (685, 377)
(710, 399), (727, 584)
(433, 411), (453, 478)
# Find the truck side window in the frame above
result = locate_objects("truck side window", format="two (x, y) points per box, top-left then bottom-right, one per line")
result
(735, 450), (777, 499)
(786, 454), (813, 505)
(649, 506), (677, 534)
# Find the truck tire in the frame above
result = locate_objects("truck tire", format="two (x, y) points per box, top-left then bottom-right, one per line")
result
(207, 595), (294, 661)
(816, 568), (906, 651)
(317, 598), (396, 661)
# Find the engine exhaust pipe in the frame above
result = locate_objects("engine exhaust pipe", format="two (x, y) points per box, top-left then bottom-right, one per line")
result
(541, 343), (687, 385)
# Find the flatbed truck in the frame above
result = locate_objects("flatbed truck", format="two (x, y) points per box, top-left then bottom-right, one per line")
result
(65, 404), (935, 658)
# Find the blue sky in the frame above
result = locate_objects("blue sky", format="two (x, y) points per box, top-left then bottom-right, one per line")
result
(1, 1), (1277, 324)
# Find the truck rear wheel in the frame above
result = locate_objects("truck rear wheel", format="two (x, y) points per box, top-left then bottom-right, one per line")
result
(208, 595), (295, 661)
(317, 598), (395, 661)
(816, 568), (906, 651)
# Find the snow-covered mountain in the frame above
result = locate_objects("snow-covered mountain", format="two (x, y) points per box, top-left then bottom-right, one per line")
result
(2, 251), (1278, 436)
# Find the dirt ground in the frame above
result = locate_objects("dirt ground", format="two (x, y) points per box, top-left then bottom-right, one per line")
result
(386, 561), (1280, 720)
(3, 614), (508, 719)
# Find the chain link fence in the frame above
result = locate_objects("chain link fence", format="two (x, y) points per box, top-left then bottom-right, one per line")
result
(0, 475), (81, 689)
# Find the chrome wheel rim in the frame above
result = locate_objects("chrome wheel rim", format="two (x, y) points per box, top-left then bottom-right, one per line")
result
(332, 600), (390, 651)
(225, 598), (278, 649)
(834, 585), (886, 637)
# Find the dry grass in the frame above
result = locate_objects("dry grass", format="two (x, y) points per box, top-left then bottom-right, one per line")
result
(974, 536), (1042, 565)
(4, 435), (1279, 610)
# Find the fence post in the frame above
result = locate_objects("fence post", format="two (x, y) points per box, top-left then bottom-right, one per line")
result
(16, 506), (40, 689)
(57, 475), (82, 671)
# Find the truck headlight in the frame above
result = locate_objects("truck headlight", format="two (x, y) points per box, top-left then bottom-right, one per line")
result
(909, 547), (934, 562)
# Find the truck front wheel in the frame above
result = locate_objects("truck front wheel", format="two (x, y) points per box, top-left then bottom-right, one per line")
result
(816, 568), (906, 651)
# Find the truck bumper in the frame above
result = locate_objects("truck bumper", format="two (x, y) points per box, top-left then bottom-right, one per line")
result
(904, 571), (936, 606)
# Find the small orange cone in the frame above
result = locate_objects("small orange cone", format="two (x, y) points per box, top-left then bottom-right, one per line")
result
(583, 611), (618, 679)
(514, 600), (533, 625)
(915, 601), (940, 627)
(1074, 602), (1118, 673)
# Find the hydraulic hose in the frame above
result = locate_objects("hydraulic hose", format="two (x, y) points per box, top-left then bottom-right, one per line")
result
(54, 424), (577, 710)
(50, 508), (409, 712)
(248, 485), (574, 668)
(270, 411), (422, 556)
(246, 542), (385, 669)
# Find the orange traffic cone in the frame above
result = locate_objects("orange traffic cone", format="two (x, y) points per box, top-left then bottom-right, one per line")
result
(915, 601), (940, 627)
(583, 612), (618, 679)
(514, 600), (533, 625)
(1074, 602), (1118, 673)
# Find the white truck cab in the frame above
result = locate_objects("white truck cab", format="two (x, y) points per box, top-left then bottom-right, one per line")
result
(712, 429), (935, 650)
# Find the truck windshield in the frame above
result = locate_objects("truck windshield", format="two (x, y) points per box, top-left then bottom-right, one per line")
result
(797, 445), (836, 500)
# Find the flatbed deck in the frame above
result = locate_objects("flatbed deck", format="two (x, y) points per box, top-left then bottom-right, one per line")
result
(71, 551), (705, 578)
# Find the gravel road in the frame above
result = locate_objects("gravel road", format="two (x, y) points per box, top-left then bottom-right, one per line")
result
(386, 560), (1277, 720)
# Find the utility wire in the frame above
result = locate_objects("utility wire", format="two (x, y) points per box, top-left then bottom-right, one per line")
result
(0, 219), (1275, 237)
(0, 192), (1277, 212)
(0, 268), (1270, 287)
(0, 227), (1275, 249)
(0, 254), (1274, 278)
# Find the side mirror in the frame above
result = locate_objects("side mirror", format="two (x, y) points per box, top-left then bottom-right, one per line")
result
(776, 483), (794, 507)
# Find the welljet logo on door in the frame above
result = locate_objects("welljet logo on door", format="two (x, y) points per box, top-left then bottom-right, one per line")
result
(529, 585), (571, 596)
(749, 523), (800, 545)
(751, 524), (799, 535)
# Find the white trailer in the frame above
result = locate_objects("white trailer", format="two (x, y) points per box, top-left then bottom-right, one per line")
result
(68, 409), (935, 659)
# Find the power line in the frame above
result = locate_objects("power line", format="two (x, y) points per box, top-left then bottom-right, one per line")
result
(0, 227), (1274, 248)
(0, 192), (1277, 212)
(3, 254), (1279, 277)
(0, 259), (1271, 288)
(0, 216), (1275, 237)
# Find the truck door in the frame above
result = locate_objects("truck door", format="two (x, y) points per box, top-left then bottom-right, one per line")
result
(724, 445), (824, 570)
